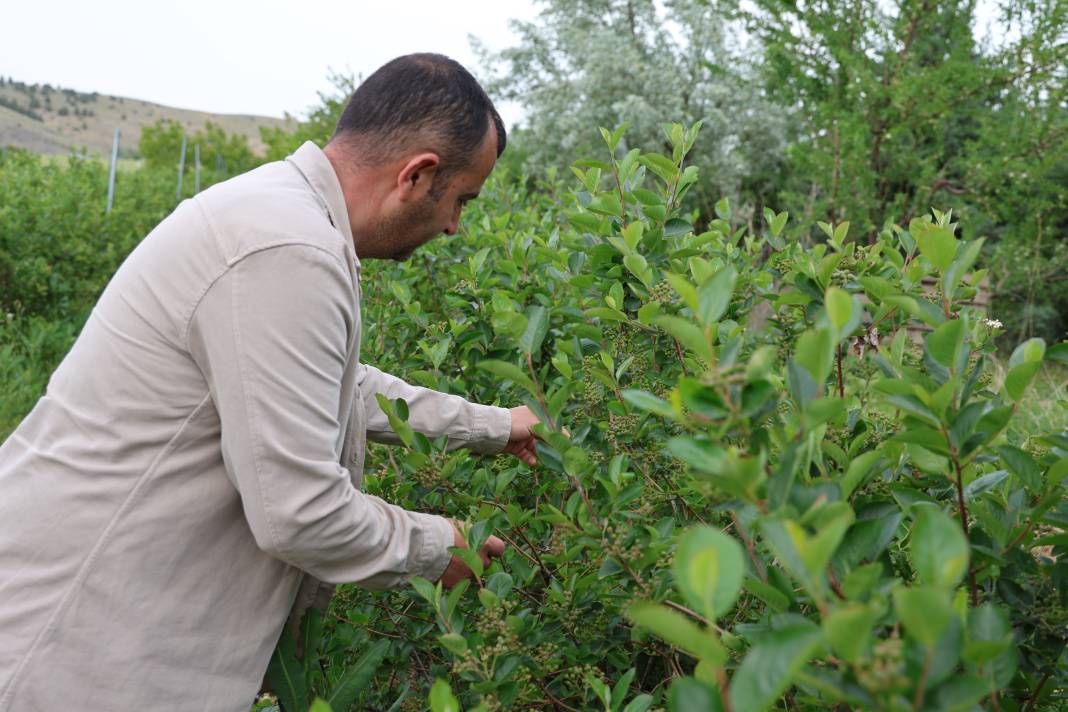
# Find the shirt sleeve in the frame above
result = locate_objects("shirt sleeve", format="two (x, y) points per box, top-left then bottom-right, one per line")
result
(356, 364), (512, 454)
(187, 244), (453, 588)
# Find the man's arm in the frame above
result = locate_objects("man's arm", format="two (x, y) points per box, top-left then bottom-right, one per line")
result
(356, 364), (512, 454)
(187, 244), (454, 588)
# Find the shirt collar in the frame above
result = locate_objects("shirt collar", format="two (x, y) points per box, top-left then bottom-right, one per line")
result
(286, 141), (360, 269)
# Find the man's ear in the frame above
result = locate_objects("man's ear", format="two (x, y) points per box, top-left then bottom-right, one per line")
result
(396, 153), (441, 202)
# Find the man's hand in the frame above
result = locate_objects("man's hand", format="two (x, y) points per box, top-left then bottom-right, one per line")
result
(438, 520), (506, 588)
(502, 405), (542, 466)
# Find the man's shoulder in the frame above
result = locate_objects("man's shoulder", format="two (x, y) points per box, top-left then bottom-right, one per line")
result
(192, 159), (349, 267)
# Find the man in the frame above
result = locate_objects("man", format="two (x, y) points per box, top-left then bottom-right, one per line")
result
(0, 53), (540, 710)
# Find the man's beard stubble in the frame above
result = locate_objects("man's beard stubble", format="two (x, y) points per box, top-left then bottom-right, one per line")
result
(367, 193), (441, 262)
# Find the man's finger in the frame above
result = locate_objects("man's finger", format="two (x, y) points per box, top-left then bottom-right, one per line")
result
(483, 535), (506, 557)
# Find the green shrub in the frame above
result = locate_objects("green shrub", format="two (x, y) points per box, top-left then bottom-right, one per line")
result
(300, 122), (1067, 711)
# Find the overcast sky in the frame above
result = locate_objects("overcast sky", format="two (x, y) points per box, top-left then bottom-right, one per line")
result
(1, 0), (539, 125)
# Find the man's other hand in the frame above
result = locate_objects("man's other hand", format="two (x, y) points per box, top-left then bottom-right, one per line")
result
(502, 405), (542, 466)
(438, 521), (506, 588)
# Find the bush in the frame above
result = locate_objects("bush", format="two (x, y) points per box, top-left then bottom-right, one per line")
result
(3, 119), (1065, 710)
(256, 123), (1068, 711)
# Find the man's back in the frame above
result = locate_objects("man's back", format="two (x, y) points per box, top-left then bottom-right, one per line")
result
(0, 150), (357, 711)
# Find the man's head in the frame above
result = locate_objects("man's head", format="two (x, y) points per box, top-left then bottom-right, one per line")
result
(323, 54), (506, 261)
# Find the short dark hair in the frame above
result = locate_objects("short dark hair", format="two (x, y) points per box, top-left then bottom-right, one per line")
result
(331, 53), (505, 177)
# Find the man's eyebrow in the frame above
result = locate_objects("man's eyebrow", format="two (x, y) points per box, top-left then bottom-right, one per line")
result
(460, 191), (480, 201)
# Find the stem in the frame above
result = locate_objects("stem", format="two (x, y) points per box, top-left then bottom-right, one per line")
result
(731, 512), (768, 583)
(951, 456), (980, 606)
(716, 666), (735, 712)
(526, 352), (554, 431)
(1023, 669), (1052, 712)
(835, 344), (845, 398)
(662, 599), (729, 637)
(911, 647), (933, 710)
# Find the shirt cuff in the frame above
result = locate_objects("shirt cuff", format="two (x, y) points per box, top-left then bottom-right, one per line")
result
(411, 513), (455, 583)
(466, 404), (512, 454)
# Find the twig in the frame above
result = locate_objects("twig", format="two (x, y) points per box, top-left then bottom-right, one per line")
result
(912, 647), (933, 710)
(1023, 669), (1052, 712)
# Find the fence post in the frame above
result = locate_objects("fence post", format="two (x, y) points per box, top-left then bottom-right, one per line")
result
(106, 128), (120, 213)
(176, 134), (187, 202)
(194, 143), (201, 194)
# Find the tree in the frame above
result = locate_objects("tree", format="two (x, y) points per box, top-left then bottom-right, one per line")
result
(473, 0), (789, 220)
(750, 0), (1068, 338)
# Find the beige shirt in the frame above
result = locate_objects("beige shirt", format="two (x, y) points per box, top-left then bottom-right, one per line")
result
(0, 142), (511, 711)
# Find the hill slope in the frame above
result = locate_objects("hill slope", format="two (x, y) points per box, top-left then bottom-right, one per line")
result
(0, 80), (294, 157)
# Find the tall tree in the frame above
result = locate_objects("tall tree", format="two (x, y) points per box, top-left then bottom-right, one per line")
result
(751, 0), (1068, 337)
(474, 0), (789, 219)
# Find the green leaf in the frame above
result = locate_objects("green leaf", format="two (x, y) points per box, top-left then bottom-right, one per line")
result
(832, 221), (850, 245)
(678, 378), (729, 419)
(325, 639), (389, 712)
(429, 678), (460, 712)
(964, 603), (1013, 665)
(309, 699), (334, 712)
(963, 470), (1009, 500)
(520, 305), (549, 356)
(841, 450), (882, 498)
(1008, 337), (1046, 368)
(943, 238), (984, 300)
(438, 633), (468, 655)
(894, 586), (954, 647)
(697, 266), (738, 326)
(1005, 361), (1042, 401)
(626, 601), (727, 664)
(476, 359), (537, 395)
(825, 287), (853, 333)
(622, 389), (676, 419)
(664, 272), (699, 311)
(762, 508), (854, 595)
(300, 607), (324, 690)
(842, 563), (884, 600)
(715, 197), (731, 220)
(996, 445), (1042, 492)
(655, 315), (714, 362)
(769, 210), (788, 238)
(450, 546), (484, 578)
(666, 437), (726, 473)
(823, 603), (881, 662)
(623, 694), (655, 712)
(641, 153), (679, 184)
(964, 603), (1018, 687)
(743, 576), (790, 612)
(911, 503), (969, 589)
(926, 318), (965, 371)
(665, 218), (694, 238)
(266, 626), (309, 712)
(795, 327), (835, 388)
(728, 620), (823, 712)
(673, 526), (745, 619)
(668, 678), (724, 712)
(912, 221), (958, 272)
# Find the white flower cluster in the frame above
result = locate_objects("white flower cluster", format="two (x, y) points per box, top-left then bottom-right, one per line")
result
(983, 318), (1003, 329)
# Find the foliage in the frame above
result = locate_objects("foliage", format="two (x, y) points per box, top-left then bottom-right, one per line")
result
(0, 146), (231, 436)
(748, 0), (1068, 341)
(265, 609), (390, 712)
(139, 118), (259, 175)
(259, 71), (356, 161)
(4, 108), (1068, 709)
(477, 0), (1068, 341)
(473, 0), (788, 219)
(295, 122), (1068, 711)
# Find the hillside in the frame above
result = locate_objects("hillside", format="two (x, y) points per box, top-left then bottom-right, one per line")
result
(0, 79), (294, 157)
